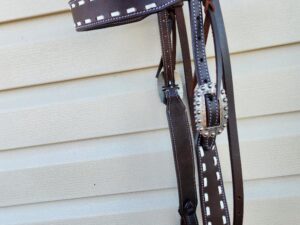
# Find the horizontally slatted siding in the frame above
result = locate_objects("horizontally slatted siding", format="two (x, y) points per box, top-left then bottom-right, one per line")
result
(0, 0), (299, 225)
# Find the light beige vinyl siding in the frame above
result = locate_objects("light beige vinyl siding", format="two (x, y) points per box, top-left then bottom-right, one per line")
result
(0, 0), (299, 224)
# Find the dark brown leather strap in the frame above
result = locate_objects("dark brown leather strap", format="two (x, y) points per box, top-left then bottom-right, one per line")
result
(174, 6), (196, 134)
(189, 1), (229, 224)
(165, 86), (199, 225)
(158, 10), (199, 225)
(158, 10), (175, 85)
(188, 0), (244, 225)
(69, 0), (182, 31)
(68, 1), (244, 225)
(206, 0), (244, 223)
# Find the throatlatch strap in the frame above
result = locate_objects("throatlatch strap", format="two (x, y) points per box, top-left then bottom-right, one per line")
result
(158, 10), (199, 225)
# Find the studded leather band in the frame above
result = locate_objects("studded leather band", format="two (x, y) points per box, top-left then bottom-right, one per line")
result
(188, 0), (244, 224)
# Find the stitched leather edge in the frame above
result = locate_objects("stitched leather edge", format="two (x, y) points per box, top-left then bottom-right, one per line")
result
(69, 0), (181, 31)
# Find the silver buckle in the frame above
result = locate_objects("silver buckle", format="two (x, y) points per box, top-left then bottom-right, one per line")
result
(194, 83), (228, 137)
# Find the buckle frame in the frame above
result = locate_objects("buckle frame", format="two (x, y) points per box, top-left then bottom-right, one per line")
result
(194, 83), (228, 137)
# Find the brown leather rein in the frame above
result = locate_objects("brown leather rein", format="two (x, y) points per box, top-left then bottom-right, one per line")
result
(68, 1), (244, 225)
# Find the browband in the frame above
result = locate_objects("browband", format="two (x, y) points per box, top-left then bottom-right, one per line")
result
(68, 1), (244, 225)
(70, 0), (182, 31)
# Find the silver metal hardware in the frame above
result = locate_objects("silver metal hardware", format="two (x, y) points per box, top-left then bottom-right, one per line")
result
(194, 83), (229, 137)
(157, 72), (184, 103)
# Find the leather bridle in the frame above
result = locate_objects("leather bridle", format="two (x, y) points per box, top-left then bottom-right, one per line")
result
(69, 0), (244, 225)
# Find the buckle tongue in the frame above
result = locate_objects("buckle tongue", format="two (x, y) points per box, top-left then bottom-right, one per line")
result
(194, 83), (228, 137)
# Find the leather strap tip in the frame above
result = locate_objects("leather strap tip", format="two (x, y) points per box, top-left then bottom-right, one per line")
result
(204, 0), (215, 12)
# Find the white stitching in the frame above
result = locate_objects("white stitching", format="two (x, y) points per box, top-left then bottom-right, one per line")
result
(216, 171), (221, 180)
(78, 0), (85, 6)
(72, 0), (177, 29)
(214, 156), (218, 166)
(204, 193), (209, 202)
(197, 137), (208, 225)
(96, 15), (104, 21)
(199, 143), (230, 225)
(84, 18), (91, 24)
(111, 11), (121, 17)
(199, 146), (205, 157)
(214, 96), (219, 130)
(220, 200), (224, 209)
(191, 0), (202, 83)
(191, 0), (210, 83)
(145, 3), (157, 10)
(213, 146), (231, 224)
(162, 10), (173, 82)
(222, 216), (227, 224)
(158, 13), (168, 85)
(206, 96), (212, 148)
(218, 185), (222, 194)
(127, 7), (137, 14)
(176, 93), (198, 204)
(165, 91), (184, 203)
(206, 206), (211, 216)
(165, 90), (197, 207)
(204, 177), (207, 187)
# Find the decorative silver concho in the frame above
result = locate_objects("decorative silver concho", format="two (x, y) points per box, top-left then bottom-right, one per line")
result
(194, 83), (229, 138)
